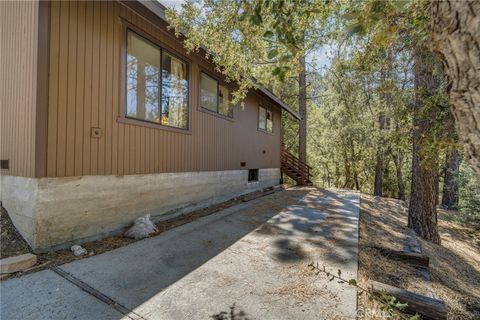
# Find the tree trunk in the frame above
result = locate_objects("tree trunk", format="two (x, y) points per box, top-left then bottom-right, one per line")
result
(408, 47), (441, 244)
(335, 163), (340, 188)
(374, 112), (386, 196)
(351, 142), (360, 190)
(298, 53), (307, 164)
(431, 1), (480, 176)
(441, 147), (461, 209)
(392, 151), (406, 201)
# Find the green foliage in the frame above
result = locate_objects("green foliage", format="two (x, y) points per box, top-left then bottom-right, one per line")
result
(166, 0), (333, 103)
(307, 40), (414, 197)
(449, 163), (480, 224)
(166, 0), (480, 207)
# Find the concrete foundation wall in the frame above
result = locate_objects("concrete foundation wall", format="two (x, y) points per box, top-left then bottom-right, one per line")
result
(0, 175), (38, 246)
(1, 169), (280, 251)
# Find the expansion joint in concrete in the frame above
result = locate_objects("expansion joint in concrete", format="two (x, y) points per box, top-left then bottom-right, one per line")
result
(50, 266), (146, 320)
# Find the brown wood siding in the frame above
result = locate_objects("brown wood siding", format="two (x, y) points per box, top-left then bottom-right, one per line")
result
(46, 1), (281, 177)
(0, 1), (38, 177)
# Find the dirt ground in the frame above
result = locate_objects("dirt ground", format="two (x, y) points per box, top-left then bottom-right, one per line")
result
(358, 194), (480, 320)
(0, 206), (32, 259)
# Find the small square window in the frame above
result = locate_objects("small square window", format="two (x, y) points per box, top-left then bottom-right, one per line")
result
(248, 169), (259, 182)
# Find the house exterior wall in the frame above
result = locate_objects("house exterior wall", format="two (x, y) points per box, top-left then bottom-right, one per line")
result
(1, 1), (286, 251)
(0, 1), (39, 177)
(45, 0), (282, 178)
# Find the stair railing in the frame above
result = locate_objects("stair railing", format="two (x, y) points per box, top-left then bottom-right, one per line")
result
(280, 146), (312, 185)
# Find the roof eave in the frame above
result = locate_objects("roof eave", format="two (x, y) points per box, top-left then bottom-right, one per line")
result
(257, 87), (300, 120)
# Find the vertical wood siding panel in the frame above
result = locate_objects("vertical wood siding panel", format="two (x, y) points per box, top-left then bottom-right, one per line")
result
(126, 125), (132, 174)
(145, 128), (150, 173)
(13, 2), (19, 174)
(90, 1), (100, 175)
(1, 5), (6, 168)
(82, 1), (93, 176)
(22, 2), (28, 174)
(9, 4), (16, 174)
(65, 1), (78, 177)
(105, 1), (114, 175)
(154, 131), (158, 171)
(159, 130), (165, 173)
(0, 1), (38, 177)
(97, 1), (108, 175)
(107, 2), (120, 174)
(134, 126), (140, 173)
(140, 127), (145, 173)
(56, 1), (70, 177)
(29, 0), (36, 176)
(44, 1), (283, 178)
(74, 1), (86, 176)
(151, 129), (155, 172)
(112, 1), (121, 174)
(46, 1), (60, 176)
(14, 3), (21, 174)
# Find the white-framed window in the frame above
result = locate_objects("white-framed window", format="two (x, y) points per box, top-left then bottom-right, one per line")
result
(258, 106), (273, 133)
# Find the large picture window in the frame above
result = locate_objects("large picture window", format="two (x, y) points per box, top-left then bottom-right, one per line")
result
(200, 72), (233, 118)
(126, 29), (188, 129)
(258, 106), (273, 133)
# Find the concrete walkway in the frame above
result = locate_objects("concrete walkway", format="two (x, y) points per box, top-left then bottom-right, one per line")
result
(1, 188), (360, 320)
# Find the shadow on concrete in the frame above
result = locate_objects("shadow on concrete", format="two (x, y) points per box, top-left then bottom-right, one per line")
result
(2, 187), (361, 320)
(259, 188), (360, 266)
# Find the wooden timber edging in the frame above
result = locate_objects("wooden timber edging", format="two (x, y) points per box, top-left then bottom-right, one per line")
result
(370, 280), (448, 320)
(371, 245), (430, 269)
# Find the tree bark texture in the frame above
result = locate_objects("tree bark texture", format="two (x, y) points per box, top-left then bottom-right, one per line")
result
(374, 113), (386, 196)
(298, 53), (307, 164)
(431, 1), (480, 176)
(408, 48), (441, 244)
(441, 147), (461, 210)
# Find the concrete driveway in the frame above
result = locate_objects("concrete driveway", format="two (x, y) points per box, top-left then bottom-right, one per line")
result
(1, 187), (360, 320)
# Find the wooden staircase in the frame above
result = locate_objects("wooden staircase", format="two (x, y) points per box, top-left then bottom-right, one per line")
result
(281, 147), (313, 186)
